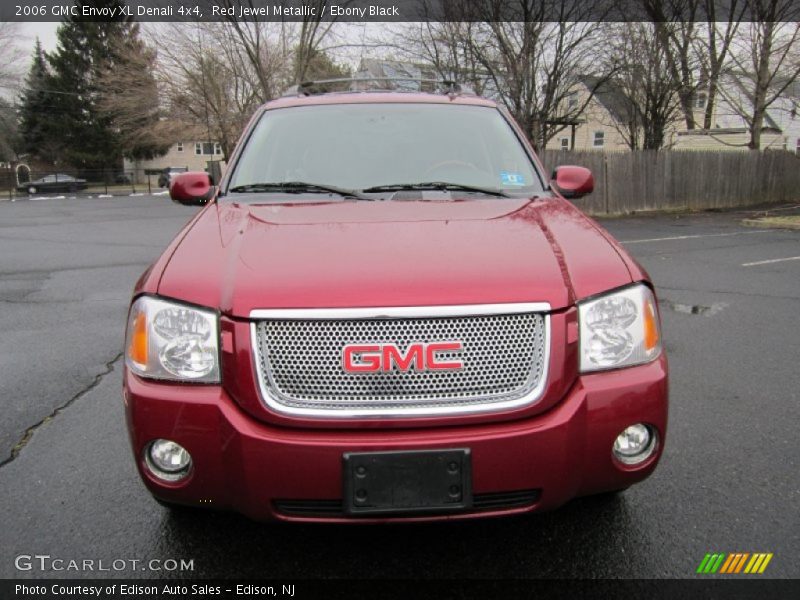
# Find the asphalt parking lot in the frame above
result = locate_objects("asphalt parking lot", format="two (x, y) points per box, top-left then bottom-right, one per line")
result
(0, 194), (798, 579)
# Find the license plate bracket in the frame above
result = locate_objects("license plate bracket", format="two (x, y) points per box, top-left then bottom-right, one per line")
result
(343, 449), (472, 515)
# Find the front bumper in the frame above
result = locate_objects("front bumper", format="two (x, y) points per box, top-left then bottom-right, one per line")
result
(123, 355), (668, 523)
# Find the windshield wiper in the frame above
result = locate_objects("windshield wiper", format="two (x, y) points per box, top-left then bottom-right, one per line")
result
(361, 182), (512, 198)
(229, 182), (371, 201)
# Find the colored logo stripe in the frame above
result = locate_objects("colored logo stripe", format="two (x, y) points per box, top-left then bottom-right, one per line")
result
(697, 553), (773, 574)
(697, 553), (725, 573)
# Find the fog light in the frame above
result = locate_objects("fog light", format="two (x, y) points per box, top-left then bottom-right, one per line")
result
(145, 439), (191, 481)
(613, 424), (657, 465)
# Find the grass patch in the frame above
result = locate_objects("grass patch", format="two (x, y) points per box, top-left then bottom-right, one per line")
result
(742, 215), (800, 230)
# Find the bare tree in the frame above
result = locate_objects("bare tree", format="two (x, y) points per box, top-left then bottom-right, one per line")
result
(0, 23), (21, 160)
(153, 23), (277, 159)
(643, 0), (703, 129)
(218, 0), (347, 93)
(97, 31), (175, 160)
(726, 0), (800, 149)
(0, 22), (23, 93)
(396, 22), (493, 96)
(214, 9), (293, 101)
(395, 1), (615, 150)
(153, 4), (347, 157)
(601, 22), (684, 149)
(697, 0), (745, 129)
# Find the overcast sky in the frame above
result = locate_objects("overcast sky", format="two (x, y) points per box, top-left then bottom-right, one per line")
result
(18, 22), (61, 52)
(1, 19), (393, 100)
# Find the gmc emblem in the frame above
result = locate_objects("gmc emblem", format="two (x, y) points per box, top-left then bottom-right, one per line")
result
(342, 342), (464, 373)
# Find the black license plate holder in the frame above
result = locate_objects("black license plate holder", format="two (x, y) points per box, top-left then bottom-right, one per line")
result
(343, 449), (472, 515)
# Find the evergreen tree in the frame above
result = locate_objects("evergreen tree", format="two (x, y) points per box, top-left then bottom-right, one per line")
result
(45, 0), (136, 171)
(17, 38), (59, 164)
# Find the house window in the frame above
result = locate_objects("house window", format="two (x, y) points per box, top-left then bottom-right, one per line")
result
(176, 142), (184, 152)
(560, 137), (570, 150)
(593, 131), (605, 147)
(194, 142), (216, 155)
(568, 93), (578, 109)
(695, 93), (707, 109)
(214, 142), (222, 155)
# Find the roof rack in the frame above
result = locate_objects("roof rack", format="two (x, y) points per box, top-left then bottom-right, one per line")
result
(281, 77), (474, 98)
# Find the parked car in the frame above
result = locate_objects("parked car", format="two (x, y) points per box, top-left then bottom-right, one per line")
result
(157, 166), (188, 189)
(124, 80), (668, 522)
(17, 174), (87, 194)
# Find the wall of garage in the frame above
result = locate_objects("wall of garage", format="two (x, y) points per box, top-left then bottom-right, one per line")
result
(542, 149), (800, 215)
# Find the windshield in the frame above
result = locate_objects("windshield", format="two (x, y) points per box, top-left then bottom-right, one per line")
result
(226, 103), (545, 198)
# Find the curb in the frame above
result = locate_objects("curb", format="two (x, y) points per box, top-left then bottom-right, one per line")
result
(741, 219), (800, 230)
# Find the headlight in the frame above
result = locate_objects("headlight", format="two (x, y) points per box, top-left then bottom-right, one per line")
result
(579, 284), (662, 372)
(125, 296), (220, 383)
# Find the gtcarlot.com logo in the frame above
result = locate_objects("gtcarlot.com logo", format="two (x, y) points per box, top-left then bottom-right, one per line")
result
(697, 552), (773, 574)
(14, 554), (194, 573)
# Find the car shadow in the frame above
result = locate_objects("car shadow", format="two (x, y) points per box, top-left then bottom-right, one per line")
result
(153, 492), (653, 579)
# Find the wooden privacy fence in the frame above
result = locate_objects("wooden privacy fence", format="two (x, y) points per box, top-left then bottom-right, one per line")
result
(541, 149), (800, 215)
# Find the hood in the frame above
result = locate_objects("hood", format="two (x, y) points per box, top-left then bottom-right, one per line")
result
(157, 197), (634, 317)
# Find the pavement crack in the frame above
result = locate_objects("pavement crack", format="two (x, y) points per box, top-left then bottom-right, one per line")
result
(0, 352), (124, 468)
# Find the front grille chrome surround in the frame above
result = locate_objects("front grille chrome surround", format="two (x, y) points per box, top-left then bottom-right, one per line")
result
(250, 303), (551, 418)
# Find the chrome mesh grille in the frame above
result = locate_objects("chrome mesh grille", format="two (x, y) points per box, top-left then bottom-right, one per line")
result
(253, 310), (547, 415)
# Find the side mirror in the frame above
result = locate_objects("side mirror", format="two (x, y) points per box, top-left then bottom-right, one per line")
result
(170, 172), (215, 206)
(551, 166), (594, 199)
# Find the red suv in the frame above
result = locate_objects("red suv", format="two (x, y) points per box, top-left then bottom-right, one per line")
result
(123, 81), (667, 522)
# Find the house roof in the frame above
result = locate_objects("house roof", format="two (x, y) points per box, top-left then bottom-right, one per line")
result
(579, 76), (634, 124)
(719, 72), (783, 130)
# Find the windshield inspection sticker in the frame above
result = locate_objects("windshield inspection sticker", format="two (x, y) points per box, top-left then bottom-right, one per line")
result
(500, 171), (525, 186)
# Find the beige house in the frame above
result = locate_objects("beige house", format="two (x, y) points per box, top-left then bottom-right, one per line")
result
(545, 77), (708, 152)
(672, 127), (784, 151)
(672, 73), (800, 152)
(547, 75), (797, 153)
(123, 140), (225, 184)
(545, 78), (631, 151)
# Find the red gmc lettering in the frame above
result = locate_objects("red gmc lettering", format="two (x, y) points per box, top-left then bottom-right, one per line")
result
(382, 345), (423, 371)
(342, 345), (381, 372)
(425, 342), (464, 369)
(343, 342), (463, 372)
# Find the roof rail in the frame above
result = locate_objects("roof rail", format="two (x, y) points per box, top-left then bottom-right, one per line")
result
(281, 77), (474, 98)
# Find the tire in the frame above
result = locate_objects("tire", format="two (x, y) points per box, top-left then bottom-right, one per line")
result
(28, 186), (36, 194)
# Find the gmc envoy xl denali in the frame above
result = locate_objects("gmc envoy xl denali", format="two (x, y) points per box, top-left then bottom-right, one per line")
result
(124, 79), (668, 522)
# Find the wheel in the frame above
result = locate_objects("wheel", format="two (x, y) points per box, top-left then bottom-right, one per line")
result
(28, 186), (37, 194)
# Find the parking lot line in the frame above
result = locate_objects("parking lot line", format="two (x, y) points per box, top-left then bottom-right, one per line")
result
(621, 230), (777, 244)
(742, 255), (800, 267)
